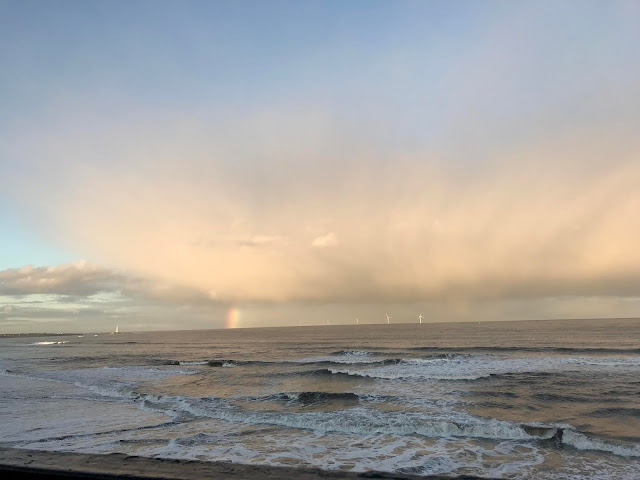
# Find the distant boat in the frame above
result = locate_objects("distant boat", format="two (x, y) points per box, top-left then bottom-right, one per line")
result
(110, 325), (119, 334)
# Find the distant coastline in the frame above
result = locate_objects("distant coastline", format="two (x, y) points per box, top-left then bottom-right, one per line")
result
(0, 333), (84, 338)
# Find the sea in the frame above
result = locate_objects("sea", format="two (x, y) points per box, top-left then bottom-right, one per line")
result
(1, 318), (639, 479)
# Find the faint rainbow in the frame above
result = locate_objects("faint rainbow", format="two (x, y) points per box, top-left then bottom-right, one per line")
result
(226, 307), (240, 329)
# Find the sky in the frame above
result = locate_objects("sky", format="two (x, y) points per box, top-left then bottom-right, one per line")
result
(1, 1), (640, 332)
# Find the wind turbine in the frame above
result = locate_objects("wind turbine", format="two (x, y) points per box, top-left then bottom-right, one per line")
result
(419, 314), (423, 324)
(386, 314), (391, 325)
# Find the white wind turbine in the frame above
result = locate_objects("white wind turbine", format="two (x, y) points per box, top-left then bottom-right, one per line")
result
(386, 314), (391, 325)
(419, 314), (423, 324)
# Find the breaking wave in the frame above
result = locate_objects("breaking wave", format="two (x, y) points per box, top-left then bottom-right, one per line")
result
(283, 391), (360, 405)
(324, 367), (490, 381)
(206, 360), (236, 367)
(331, 350), (375, 357)
(4, 368), (640, 459)
(308, 355), (640, 381)
(157, 353), (476, 369)
(157, 397), (640, 458)
(562, 430), (640, 457)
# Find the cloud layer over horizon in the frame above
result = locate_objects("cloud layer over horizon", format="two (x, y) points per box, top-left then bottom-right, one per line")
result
(2, 2), (640, 330)
(5, 110), (640, 306)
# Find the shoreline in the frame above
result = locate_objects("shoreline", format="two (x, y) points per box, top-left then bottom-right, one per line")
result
(0, 447), (494, 480)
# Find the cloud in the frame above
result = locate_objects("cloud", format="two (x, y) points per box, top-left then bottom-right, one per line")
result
(0, 261), (234, 332)
(0, 261), (124, 296)
(311, 233), (339, 248)
(0, 261), (216, 305)
(235, 235), (285, 248)
(2, 1), (640, 311)
(3, 107), (640, 307)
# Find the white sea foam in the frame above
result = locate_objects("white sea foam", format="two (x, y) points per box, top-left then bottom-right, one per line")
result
(562, 430), (640, 458)
(128, 425), (553, 479)
(325, 355), (640, 381)
(170, 398), (544, 442)
(329, 366), (489, 381)
(295, 352), (380, 364)
(31, 341), (69, 345)
(336, 350), (374, 356)
(6, 365), (635, 460)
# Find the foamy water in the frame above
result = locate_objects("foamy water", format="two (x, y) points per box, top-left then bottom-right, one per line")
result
(1, 318), (639, 479)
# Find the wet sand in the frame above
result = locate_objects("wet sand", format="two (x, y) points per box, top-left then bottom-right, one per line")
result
(0, 447), (493, 479)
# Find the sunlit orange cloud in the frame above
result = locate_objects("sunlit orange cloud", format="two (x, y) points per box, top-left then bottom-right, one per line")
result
(6, 108), (640, 308)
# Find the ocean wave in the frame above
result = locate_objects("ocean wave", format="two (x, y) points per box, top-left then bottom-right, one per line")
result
(562, 430), (640, 457)
(299, 358), (400, 367)
(331, 350), (375, 357)
(158, 397), (640, 458)
(100, 366), (196, 376)
(465, 390), (520, 399)
(166, 354), (473, 369)
(531, 393), (600, 403)
(588, 407), (640, 419)
(206, 360), (236, 367)
(296, 351), (381, 365)
(297, 368), (362, 378)
(6, 367), (638, 460)
(409, 346), (640, 355)
(326, 367), (490, 381)
(284, 391), (361, 405)
(176, 401), (537, 440)
(311, 355), (640, 382)
(291, 354), (473, 369)
(246, 391), (399, 407)
(30, 341), (69, 345)
(195, 405), (640, 458)
(153, 359), (271, 367)
(318, 355), (472, 366)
